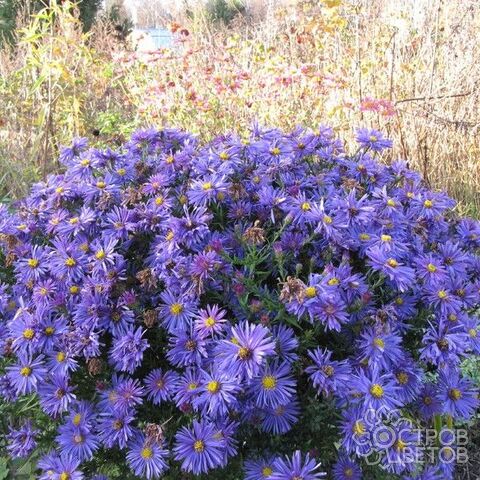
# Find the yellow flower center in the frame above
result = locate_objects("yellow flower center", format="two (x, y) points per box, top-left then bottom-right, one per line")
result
(141, 447), (153, 459)
(39, 287), (48, 296)
(96, 181), (106, 189)
(45, 326), (54, 336)
(387, 258), (398, 268)
(323, 215), (333, 224)
(437, 290), (447, 299)
(219, 151), (229, 160)
(305, 286), (317, 298)
(207, 380), (220, 393)
(344, 467), (354, 477)
(60, 473), (70, 480)
(23, 328), (35, 340)
(423, 396), (432, 405)
(424, 199), (433, 208)
(426, 263), (437, 273)
(70, 285), (79, 294)
(448, 388), (462, 401)
(353, 420), (365, 435)
(381, 234), (392, 242)
(80, 159), (90, 166)
(396, 372), (409, 385)
(188, 382), (197, 390)
(262, 466), (273, 477)
(57, 352), (66, 362)
(205, 316), (216, 327)
(155, 196), (164, 206)
(395, 297), (404, 305)
(359, 233), (370, 241)
(95, 250), (105, 260)
(113, 420), (123, 430)
(469, 328), (477, 338)
(56, 187), (64, 194)
(395, 439), (407, 451)
(117, 168), (126, 176)
(369, 135), (378, 142)
(27, 258), (38, 268)
(270, 147), (281, 156)
(327, 277), (339, 286)
(238, 346), (252, 360)
(65, 257), (76, 267)
(373, 337), (385, 349)
(73, 413), (82, 426)
(170, 303), (183, 315)
(386, 199), (395, 207)
(262, 375), (277, 390)
(165, 230), (174, 241)
(194, 440), (205, 452)
(370, 384), (384, 398)
(20, 367), (31, 376)
(301, 202), (311, 211)
(69, 217), (79, 224)
(202, 182), (212, 191)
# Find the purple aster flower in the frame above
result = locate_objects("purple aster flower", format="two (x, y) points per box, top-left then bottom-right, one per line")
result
(7, 421), (38, 458)
(436, 370), (479, 420)
(312, 294), (350, 331)
(109, 327), (149, 373)
(59, 137), (89, 164)
(261, 399), (300, 434)
(47, 454), (84, 480)
(173, 420), (225, 474)
(126, 433), (169, 479)
(379, 420), (421, 474)
(7, 354), (46, 395)
(144, 368), (179, 405)
(250, 361), (296, 408)
(158, 290), (197, 332)
(356, 128), (393, 152)
(15, 245), (48, 283)
(423, 284), (463, 316)
(332, 455), (362, 480)
(392, 359), (423, 404)
(194, 304), (228, 338)
(357, 327), (404, 370)
(217, 321), (276, 380)
(38, 372), (76, 416)
(173, 368), (202, 408)
(244, 456), (276, 480)
(272, 324), (299, 364)
(188, 174), (228, 205)
(56, 423), (99, 461)
(270, 450), (326, 480)
(420, 323), (467, 367)
(340, 405), (372, 455)
(367, 246), (416, 292)
(305, 348), (351, 396)
(98, 411), (135, 449)
(351, 365), (403, 413)
(193, 368), (240, 417)
(417, 382), (442, 420)
(414, 253), (447, 282)
(167, 328), (208, 367)
(112, 376), (144, 414)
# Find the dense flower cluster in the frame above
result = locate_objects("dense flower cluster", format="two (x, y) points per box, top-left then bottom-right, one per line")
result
(0, 124), (479, 479)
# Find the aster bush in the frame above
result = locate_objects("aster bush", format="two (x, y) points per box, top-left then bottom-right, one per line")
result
(0, 124), (479, 479)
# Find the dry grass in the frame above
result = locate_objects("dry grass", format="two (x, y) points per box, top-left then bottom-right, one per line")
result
(0, 0), (479, 215)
